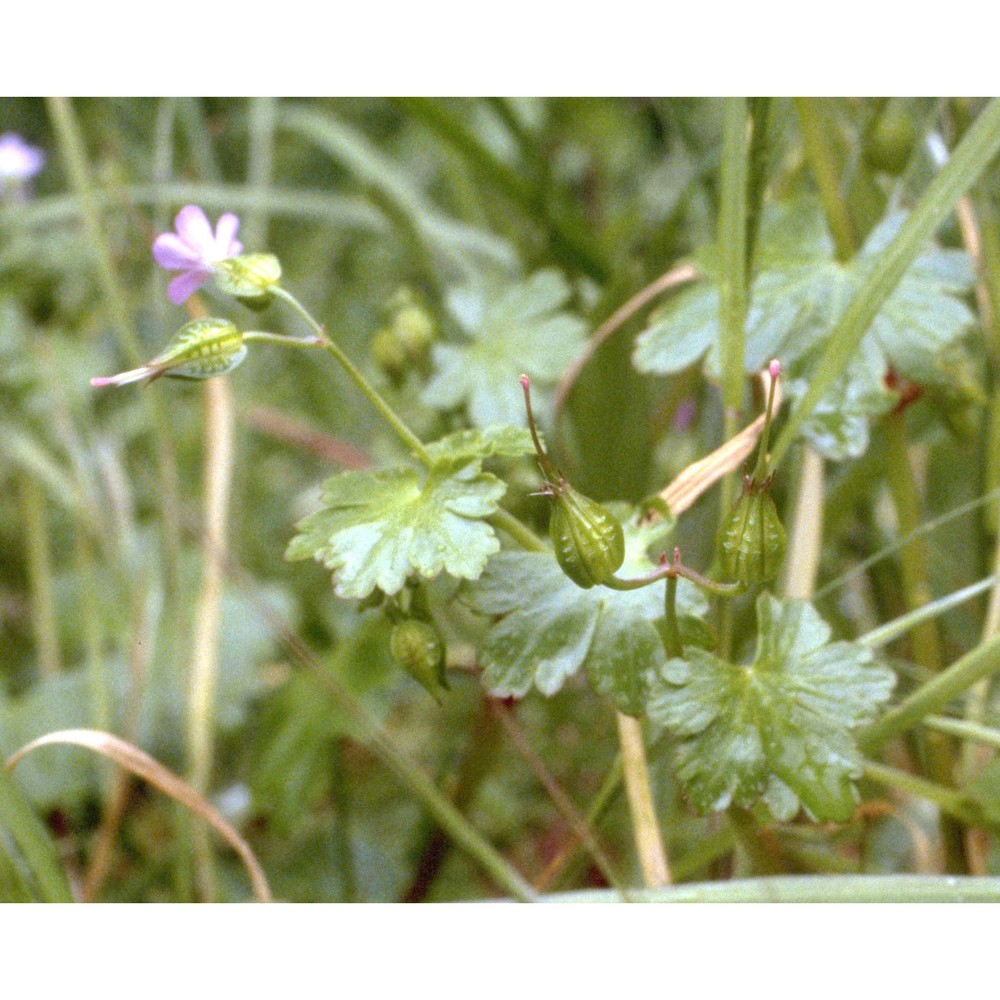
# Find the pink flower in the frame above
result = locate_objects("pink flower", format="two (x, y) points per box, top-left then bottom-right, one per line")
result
(152, 205), (243, 305)
(0, 133), (45, 197)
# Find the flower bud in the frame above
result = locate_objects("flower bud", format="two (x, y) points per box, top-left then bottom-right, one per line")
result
(721, 475), (786, 585)
(548, 480), (625, 589)
(214, 253), (282, 309)
(390, 618), (449, 703)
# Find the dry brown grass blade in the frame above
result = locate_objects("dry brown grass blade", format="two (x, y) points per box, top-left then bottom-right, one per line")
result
(658, 365), (783, 518)
(6, 729), (272, 903)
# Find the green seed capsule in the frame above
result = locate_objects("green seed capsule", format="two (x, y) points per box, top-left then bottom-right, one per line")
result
(864, 113), (916, 176)
(721, 475), (787, 585)
(390, 618), (449, 703)
(548, 480), (626, 589)
(151, 318), (247, 380)
(214, 253), (282, 309)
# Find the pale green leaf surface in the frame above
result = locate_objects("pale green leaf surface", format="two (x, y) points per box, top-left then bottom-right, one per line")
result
(422, 270), (588, 427)
(287, 461), (506, 599)
(647, 593), (895, 822)
(632, 199), (975, 459)
(424, 425), (536, 464)
(467, 515), (707, 715)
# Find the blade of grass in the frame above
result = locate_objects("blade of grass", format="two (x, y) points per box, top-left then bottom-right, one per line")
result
(6, 730), (271, 902)
(541, 874), (1000, 903)
(0, 771), (74, 902)
(771, 97), (1000, 468)
(860, 629), (1000, 752)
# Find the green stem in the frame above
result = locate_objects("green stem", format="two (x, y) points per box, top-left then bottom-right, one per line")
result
(924, 715), (1000, 753)
(858, 575), (1000, 650)
(794, 97), (857, 260)
(541, 874), (1000, 904)
(46, 96), (183, 601)
(244, 96), (278, 251)
(606, 559), (743, 597)
(663, 576), (683, 658)
(881, 412), (966, 868)
(772, 97), (1000, 468)
(883, 413), (943, 672)
(718, 96), (749, 414)
(19, 475), (61, 678)
(861, 760), (981, 826)
(271, 287), (432, 465)
(859, 629), (1000, 752)
(489, 508), (546, 552)
(815, 485), (1000, 600)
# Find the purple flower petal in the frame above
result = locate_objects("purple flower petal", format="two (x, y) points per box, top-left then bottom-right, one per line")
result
(167, 269), (210, 305)
(173, 205), (214, 254)
(0, 133), (45, 181)
(214, 213), (242, 256)
(153, 233), (201, 270)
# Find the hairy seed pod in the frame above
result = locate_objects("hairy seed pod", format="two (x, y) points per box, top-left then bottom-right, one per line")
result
(548, 480), (626, 589)
(151, 318), (247, 380)
(390, 618), (448, 703)
(214, 253), (282, 310)
(721, 475), (787, 585)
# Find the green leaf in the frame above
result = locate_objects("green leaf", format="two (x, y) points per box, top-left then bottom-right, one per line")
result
(466, 513), (707, 715)
(422, 270), (588, 427)
(287, 460), (506, 599)
(646, 592), (895, 822)
(632, 198), (975, 459)
(424, 425), (536, 464)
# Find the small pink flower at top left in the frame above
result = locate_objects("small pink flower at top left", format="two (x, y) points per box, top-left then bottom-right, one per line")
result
(153, 205), (243, 305)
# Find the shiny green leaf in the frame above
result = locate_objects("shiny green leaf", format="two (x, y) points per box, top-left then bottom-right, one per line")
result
(466, 514), (708, 715)
(647, 592), (895, 822)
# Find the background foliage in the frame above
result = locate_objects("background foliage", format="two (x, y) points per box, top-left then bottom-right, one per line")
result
(3, 97), (1000, 902)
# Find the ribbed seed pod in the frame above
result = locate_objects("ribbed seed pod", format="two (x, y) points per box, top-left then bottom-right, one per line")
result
(150, 318), (247, 380)
(548, 480), (626, 589)
(721, 475), (786, 585)
(390, 618), (448, 703)
(214, 253), (282, 309)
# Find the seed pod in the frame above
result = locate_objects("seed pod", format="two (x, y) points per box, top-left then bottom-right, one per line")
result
(393, 303), (436, 361)
(721, 475), (786, 585)
(215, 253), (282, 309)
(370, 326), (408, 383)
(90, 318), (246, 388)
(548, 479), (625, 589)
(519, 373), (625, 589)
(153, 318), (247, 380)
(390, 618), (448, 703)
(864, 112), (916, 176)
